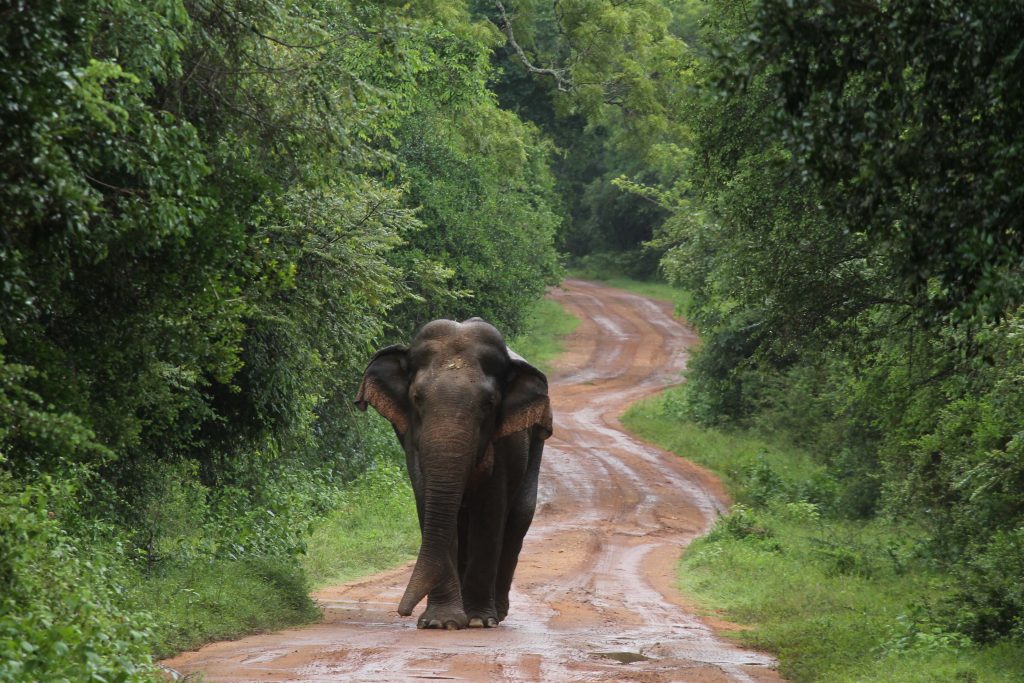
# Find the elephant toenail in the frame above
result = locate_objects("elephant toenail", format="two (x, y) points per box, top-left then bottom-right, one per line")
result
(445, 621), (460, 630)
(468, 617), (484, 628)
(486, 618), (498, 628)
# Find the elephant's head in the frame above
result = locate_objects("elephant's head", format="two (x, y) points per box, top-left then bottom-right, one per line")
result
(354, 318), (552, 617)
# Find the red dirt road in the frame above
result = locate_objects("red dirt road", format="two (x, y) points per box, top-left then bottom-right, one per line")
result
(162, 279), (782, 682)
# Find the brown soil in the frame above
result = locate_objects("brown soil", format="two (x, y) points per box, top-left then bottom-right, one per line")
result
(161, 279), (783, 682)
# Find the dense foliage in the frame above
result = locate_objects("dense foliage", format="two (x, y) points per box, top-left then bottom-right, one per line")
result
(1, 0), (558, 677)
(647, 0), (1024, 645)
(476, 0), (690, 268)
(5, 0), (1024, 676)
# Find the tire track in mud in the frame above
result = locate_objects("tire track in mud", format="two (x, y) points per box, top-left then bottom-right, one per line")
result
(162, 279), (782, 682)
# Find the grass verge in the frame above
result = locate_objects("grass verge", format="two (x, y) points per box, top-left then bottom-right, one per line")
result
(142, 557), (319, 659)
(302, 436), (420, 587)
(509, 296), (581, 375)
(622, 384), (1024, 682)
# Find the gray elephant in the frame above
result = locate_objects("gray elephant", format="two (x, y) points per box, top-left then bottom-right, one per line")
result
(355, 317), (553, 629)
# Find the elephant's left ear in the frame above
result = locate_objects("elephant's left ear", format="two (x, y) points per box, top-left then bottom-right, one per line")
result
(495, 357), (553, 441)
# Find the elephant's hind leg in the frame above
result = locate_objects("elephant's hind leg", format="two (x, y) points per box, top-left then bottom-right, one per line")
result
(460, 494), (505, 628)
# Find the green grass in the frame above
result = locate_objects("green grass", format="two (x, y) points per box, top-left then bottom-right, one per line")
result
(141, 557), (319, 658)
(679, 512), (1024, 683)
(302, 443), (420, 587)
(509, 295), (580, 375)
(622, 386), (825, 495)
(622, 385), (1024, 683)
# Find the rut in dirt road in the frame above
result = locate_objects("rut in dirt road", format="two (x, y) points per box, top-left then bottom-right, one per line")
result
(162, 279), (783, 682)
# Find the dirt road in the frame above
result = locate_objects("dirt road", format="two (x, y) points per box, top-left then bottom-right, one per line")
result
(163, 279), (781, 682)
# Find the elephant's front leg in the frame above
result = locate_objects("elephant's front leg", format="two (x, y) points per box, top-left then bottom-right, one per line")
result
(417, 533), (468, 629)
(495, 436), (543, 622)
(459, 492), (506, 628)
(407, 453), (467, 630)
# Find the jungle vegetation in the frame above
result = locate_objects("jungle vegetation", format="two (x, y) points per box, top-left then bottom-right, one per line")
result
(648, 0), (1024, 651)
(496, 0), (1024, 675)
(2, 0), (1023, 679)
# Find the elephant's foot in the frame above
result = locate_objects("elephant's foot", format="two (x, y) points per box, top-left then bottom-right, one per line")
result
(464, 602), (500, 628)
(495, 597), (509, 623)
(417, 603), (468, 630)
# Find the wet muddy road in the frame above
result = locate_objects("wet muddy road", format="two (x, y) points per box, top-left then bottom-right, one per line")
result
(163, 279), (781, 682)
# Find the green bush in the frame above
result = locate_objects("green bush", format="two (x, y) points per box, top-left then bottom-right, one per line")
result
(705, 504), (778, 549)
(674, 311), (769, 426)
(956, 528), (1024, 642)
(0, 475), (157, 682)
(570, 249), (663, 282)
(2, 0), (566, 675)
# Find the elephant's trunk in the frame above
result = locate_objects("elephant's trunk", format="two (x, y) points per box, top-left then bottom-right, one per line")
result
(398, 428), (474, 616)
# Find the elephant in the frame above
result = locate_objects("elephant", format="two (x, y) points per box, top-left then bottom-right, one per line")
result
(355, 317), (552, 629)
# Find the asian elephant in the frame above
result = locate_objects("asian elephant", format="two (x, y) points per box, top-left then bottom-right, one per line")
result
(354, 318), (553, 629)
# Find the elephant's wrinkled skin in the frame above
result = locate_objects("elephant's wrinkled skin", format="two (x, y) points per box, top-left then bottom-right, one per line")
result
(355, 318), (552, 629)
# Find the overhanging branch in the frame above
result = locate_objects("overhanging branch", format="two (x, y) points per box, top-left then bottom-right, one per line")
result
(494, 0), (574, 92)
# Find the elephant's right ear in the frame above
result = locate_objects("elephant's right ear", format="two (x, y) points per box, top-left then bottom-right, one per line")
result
(355, 344), (411, 435)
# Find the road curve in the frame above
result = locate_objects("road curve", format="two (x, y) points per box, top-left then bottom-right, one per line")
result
(162, 279), (782, 682)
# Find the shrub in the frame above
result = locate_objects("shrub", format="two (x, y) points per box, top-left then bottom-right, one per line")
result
(0, 475), (157, 682)
(955, 528), (1024, 642)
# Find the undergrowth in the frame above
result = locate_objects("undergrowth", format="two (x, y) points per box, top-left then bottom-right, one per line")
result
(142, 557), (319, 659)
(622, 385), (1024, 682)
(302, 432), (419, 587)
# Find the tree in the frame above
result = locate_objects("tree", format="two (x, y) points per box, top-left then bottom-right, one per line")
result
(750, 0), (1024, 324)
(480, 0), (691, 262)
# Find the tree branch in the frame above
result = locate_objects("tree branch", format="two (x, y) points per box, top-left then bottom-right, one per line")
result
(493, 0), (574, 92)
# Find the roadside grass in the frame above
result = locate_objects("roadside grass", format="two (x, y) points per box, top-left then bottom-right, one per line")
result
(509, 296), (580, 375)
(142, 557), (319, 659)
(302, 425), (420, 587)
(138, 415), (410, 660)
(623, 384), (1024, 682)
(620, 387), (826, 498)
